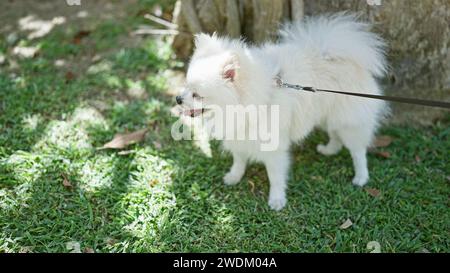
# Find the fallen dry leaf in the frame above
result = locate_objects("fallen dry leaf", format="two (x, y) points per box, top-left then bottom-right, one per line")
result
(373, 135), (393, 148)
(105, 237), (117, 246)
(149, 179), (159, 187)
(340, 219), (353, 230)
(99, 128), (148, 150)
(19, 246), (33, 253)
(91, 54), (102, 63)
(62, 174), (73, 189)
(365, 188), (380, 197)
(367, 241), (381, 253)
(72, 30), (91, 44)
(83, 247), (95, 253)
(248, 180), (255, 194)
(66, 241), (81, 253)
(375, 151), (391, 159)
(65, 71), (75, 82)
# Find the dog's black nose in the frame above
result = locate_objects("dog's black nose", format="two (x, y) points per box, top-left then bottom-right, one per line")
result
(176, 96), (183, 105)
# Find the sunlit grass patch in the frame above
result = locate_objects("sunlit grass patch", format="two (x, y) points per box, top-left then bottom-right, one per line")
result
(33, 106), (107, 152)
(74, 154), (116, 191)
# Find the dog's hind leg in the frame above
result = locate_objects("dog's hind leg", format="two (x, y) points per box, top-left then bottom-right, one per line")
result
(317, 130), (343, 156)
(224, 152), (248, 186)
(336, 127), (371, 187)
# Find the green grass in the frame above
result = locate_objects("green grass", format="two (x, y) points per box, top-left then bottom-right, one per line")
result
(0, 4), (449, 253)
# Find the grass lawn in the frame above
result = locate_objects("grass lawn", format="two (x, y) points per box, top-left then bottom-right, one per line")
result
(0, 2), (449, 253)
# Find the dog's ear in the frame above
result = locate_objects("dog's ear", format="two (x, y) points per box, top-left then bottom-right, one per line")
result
(222, 54), (239, 82)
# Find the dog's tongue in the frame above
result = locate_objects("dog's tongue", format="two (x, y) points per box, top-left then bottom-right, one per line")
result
(184, 109), (203, 117)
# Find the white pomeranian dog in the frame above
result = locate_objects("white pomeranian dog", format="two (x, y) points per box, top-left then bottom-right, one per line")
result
(176, 14), (387, 210)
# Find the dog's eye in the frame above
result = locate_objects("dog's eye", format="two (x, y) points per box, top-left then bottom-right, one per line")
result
(192, 93), (201, 99)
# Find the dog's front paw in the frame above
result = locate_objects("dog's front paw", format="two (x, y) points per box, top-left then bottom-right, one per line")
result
(268, 194), (287, 211)
(352, 175), (369, 187)
(223, 171), (242, 186)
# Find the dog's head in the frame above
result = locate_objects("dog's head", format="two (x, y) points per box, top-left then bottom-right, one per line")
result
(176, 34), (244, 117)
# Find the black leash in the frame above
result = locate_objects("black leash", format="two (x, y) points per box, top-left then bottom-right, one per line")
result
(275, 77), (450, 109)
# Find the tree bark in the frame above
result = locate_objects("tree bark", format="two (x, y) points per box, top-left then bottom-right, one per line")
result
(171, 0), (304, 58)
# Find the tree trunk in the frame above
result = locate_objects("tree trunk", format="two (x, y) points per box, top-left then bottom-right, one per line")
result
(171, 0), (301, 58)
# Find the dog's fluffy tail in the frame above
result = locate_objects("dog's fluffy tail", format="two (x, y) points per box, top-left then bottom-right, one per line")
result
(280, 13), (387, 77)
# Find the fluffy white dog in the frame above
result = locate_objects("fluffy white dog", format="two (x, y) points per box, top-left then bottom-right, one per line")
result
(176, 14), (387, 210)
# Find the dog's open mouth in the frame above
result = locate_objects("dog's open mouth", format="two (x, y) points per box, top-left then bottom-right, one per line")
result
(183, 108), (208, 117)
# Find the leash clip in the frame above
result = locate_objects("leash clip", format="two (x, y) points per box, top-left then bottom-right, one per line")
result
(275, 75), (316, 92)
